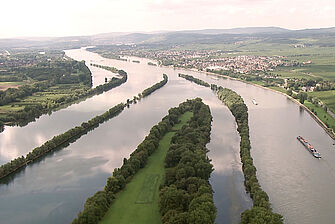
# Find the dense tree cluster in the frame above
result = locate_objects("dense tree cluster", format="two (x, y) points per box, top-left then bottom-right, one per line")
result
(72, 98), (201, 224)
(141, 74), (168, 97)
(0, 69), (127, 126)
(90, 63), (119, 73)
(178, 73), (210, 87)
(159, 98), (216, 224)
(0, 61), (92, 106)
(0, 103), (125, 179)
(148, 62), (157, 66)
(207, 69), (284, 87)
(213, 84), (283, 224)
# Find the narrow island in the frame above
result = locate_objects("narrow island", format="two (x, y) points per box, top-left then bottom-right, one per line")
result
(0, 74), (169, 182)
(179, 74), (283, 223)
(72, 98), (216, 224)
(148, 62), (157, 66)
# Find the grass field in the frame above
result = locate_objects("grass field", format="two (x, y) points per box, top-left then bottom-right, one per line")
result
(304, 101), (335, 130)
(307, 90), (335, 113)
(0, 83), (88, 115)
(268, 86), (287, 94)
(100, 111), (193, 224)
(0, 81), (25, 91)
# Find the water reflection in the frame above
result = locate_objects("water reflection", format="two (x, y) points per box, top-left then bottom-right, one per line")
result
(1, 48), (334, 224)
(0, 51), (252, 223)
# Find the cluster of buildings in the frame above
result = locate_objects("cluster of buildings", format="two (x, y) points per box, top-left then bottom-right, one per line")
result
(121, 49), (295, 73)
(203, 55), (294, 74)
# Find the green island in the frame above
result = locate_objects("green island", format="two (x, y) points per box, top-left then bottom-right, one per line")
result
(100, 111), (193, 224)
(179, 74), (283, 223)
(90, 63), (119, 73)
(72, 98), (215, 224)
(0, 74), (168, 182)
(148, 62), (157, 66)
(0, 51), (128, 129)
(178, 73), (210, 87)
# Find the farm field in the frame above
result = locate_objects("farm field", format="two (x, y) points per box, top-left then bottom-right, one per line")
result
(0, 81), (26, 91)
(304, 101), (335, 130)
(0, 84), (88, 119)
(100, 111), (193, 224)
(307, 90), (335, 113)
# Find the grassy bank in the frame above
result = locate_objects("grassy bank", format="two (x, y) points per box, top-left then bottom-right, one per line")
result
(304, 101), (335, 130)
(307, 90), (335, 113)
(100, 111), (193, 224)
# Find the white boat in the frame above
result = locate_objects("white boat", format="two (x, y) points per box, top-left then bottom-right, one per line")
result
(252, 99), (258, 105)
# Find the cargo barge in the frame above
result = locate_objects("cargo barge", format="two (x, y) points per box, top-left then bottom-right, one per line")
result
(297, 136), (321, 158)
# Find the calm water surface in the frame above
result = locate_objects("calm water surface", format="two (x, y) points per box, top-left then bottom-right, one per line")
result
(0, 48), (334, 224)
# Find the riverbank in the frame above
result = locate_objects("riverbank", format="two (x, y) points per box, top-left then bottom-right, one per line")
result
(152, 59), (335, 140)
(237, 78), (335, 140)
(181, 66), (335, 140)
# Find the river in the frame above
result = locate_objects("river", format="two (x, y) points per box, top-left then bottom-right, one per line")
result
(0, 48), (334, 224)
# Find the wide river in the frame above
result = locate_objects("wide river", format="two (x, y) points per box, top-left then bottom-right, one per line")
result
(0, 48), (334, 224)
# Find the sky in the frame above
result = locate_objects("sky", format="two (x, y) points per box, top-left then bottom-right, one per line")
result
(1, 0), (335, 38)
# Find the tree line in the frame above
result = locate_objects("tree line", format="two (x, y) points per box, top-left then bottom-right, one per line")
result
(0, 60), (92, 106)
(141, 74), (168, 97)
(178, 73), (210, 87)
(178, 73), (283, 223)
(0, 74), (169, 184)
(213, 84), (283, 224)
(90, 63), (119, 73)
(72, 97), (199, 224)
(0, 103), (125, 180)
(159, 98), (216, 224)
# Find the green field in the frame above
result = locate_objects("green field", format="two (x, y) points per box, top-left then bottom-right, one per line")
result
(0, 84), (88, 113)
(0, 81), (26, 90)
(268, 86), (287, 94)
(100, 111), (193, 224)
(307, 90), (335, 113)
(304, 101), (335, 130)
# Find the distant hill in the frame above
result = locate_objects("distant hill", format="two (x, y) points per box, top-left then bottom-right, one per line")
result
(175, 27), (290, 35)
(1, 26), (335, 49)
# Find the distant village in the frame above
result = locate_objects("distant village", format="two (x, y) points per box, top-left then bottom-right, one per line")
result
(120, 49), (296, 74)
(118, 48), (333, 93)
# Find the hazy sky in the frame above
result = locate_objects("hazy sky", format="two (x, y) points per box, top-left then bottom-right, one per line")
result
(1, 0), (335, 38)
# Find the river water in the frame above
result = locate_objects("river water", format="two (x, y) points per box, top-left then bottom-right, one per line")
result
(0, 48), (334, 224)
